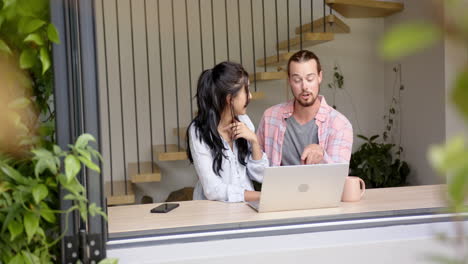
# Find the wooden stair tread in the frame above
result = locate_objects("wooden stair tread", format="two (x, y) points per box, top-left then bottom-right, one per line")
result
(295, 14), (350, 34)
(251, 91), (266, 100)
(105, 180), (135, 206)
(128, 161), (161, 183)
(249, 72), (288, 82)
(326, 0), (404, 18)
(278, 32), (334, 51)
(256, 52), (296, 67)
(153, 144), (188, 161)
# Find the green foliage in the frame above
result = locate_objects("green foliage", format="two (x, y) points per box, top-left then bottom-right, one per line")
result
(327, 64), (344, 109)
(452, 70), (468, 122)
(383, 64), (404, 144)
(380, 1), (468, 263)
(0, 0), (57, 142)
(380, 21), (441, 60)
(350, 134), (410, 188)
(0, 134), (107, 263)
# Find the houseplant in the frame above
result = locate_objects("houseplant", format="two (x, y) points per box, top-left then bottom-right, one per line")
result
(0, 0), (115, 262)
(350, 134), (410, 188)
(350, 64), (409, 188)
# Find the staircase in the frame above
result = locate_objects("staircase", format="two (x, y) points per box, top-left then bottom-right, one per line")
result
(105, 0), (404, 206)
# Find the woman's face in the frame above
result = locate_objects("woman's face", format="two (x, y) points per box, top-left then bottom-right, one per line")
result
(231, 84), (251, 116)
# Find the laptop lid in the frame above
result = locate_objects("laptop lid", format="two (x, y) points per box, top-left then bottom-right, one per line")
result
(256, 163), (349, 213)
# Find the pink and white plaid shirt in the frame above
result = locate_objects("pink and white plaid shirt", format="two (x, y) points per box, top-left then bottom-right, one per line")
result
(257, 96), (353, 166)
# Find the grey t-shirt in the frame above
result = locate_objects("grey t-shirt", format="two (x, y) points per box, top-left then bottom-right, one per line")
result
(281, 116), (319, 166)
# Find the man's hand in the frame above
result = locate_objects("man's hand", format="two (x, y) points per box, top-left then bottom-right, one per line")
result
(301, 144), (324, 164)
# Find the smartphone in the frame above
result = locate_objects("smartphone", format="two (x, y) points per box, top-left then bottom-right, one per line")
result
(150, 203), (180, 213)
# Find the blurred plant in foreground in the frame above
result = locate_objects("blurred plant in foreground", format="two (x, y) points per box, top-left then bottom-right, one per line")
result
(380, 0), (468, 263)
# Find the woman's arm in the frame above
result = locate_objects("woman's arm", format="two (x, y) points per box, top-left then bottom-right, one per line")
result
(244, 190), (261, 202)
(236, 115), (269, 183)
(189, 126), (248, 202)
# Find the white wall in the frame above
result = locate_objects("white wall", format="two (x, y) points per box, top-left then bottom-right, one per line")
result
(108, 221), (460, 263)
(445, 35), (468, 140)
(384, 1), (446, 185)
(95, 0), (387, 203)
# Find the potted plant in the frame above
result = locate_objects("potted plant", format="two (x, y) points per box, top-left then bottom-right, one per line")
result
(350, 64), (410, 188)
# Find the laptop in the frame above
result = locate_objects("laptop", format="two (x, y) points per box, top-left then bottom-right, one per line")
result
(246, 163), (349, 213)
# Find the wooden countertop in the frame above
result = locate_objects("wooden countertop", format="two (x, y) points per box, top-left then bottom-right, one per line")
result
(108, 185), (448, 238)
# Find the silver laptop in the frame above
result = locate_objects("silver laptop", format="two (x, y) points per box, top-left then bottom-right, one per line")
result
(247, 163), (349, 213)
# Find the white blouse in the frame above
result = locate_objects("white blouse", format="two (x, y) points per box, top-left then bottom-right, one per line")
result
(189, 115), (269, 202)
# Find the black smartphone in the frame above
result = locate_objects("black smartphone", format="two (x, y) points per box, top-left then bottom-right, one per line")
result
(150, 203), (180, 213)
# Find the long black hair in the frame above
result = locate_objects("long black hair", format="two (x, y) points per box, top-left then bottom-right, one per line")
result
(186, 61), (251, 176)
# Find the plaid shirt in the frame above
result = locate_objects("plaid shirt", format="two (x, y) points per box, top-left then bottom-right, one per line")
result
(257, 96), (353, 166)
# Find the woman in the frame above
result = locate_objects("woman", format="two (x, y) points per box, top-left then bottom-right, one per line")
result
(186, 61), (268, 202)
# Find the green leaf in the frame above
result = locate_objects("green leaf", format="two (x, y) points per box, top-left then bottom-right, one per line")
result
(32, 148), (60, 176)
(451, 69), (468, 121)
(78, 156), (100, 173)
(24, 19), (45, 34)
(39, 47), (50, 74)
(75, 133), (96, 149)
(8, 254), (25, 264)
(89, 203), (108, 221)
(20, 49), (36, 69)
(24, 212), (39, 243)
(0, 161), (29, 185)
(32, 184), (48, 204)
(89, 148), (104, 161)
(24, 33), (44, 46)
(98, 258), (119, 264)
(76, 147), (92, 161)
(65, 155), (81, 182)
(22, 250), (41, 264)
(380, 22), (441, 60)
(39, 202), (56, 223)
(53, 145), (63, 156)
(7, 220), (23, 241)
(3, 0), (16, 10)
(0, 14), (4, 29)
(0, 38), (12, 55)
(357, 135), (368, 141)
(47, 23), (60, 44)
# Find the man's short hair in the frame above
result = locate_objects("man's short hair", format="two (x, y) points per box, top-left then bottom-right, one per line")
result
(287, 50), (322, 76)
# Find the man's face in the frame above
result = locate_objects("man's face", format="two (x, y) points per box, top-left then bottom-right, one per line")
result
(288, 60), (322, 107)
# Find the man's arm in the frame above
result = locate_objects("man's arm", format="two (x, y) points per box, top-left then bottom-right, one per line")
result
(322, 120), (353, 164)
(256, 114), (266, 152)
(301, 118), (353, 164)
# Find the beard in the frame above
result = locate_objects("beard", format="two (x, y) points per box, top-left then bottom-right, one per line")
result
(294, 87), (320, 107)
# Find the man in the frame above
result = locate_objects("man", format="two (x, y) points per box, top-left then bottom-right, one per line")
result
(257, 50), (353, 166)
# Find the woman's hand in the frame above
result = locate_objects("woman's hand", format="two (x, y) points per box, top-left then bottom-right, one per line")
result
(220, 121), (263, 160)
(228, 121), (258, 143)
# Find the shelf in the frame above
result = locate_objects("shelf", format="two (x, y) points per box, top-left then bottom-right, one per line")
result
(326, 0), (404, 18)
(295, 14), (350, 34)
(105, 180), (135, 206)
(277, 32), (334, 51)
(256, 52), (296, 67)
(153, 144), (188, 161)
(128, 161), (161, 183)
(249, 72), (288, 82)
